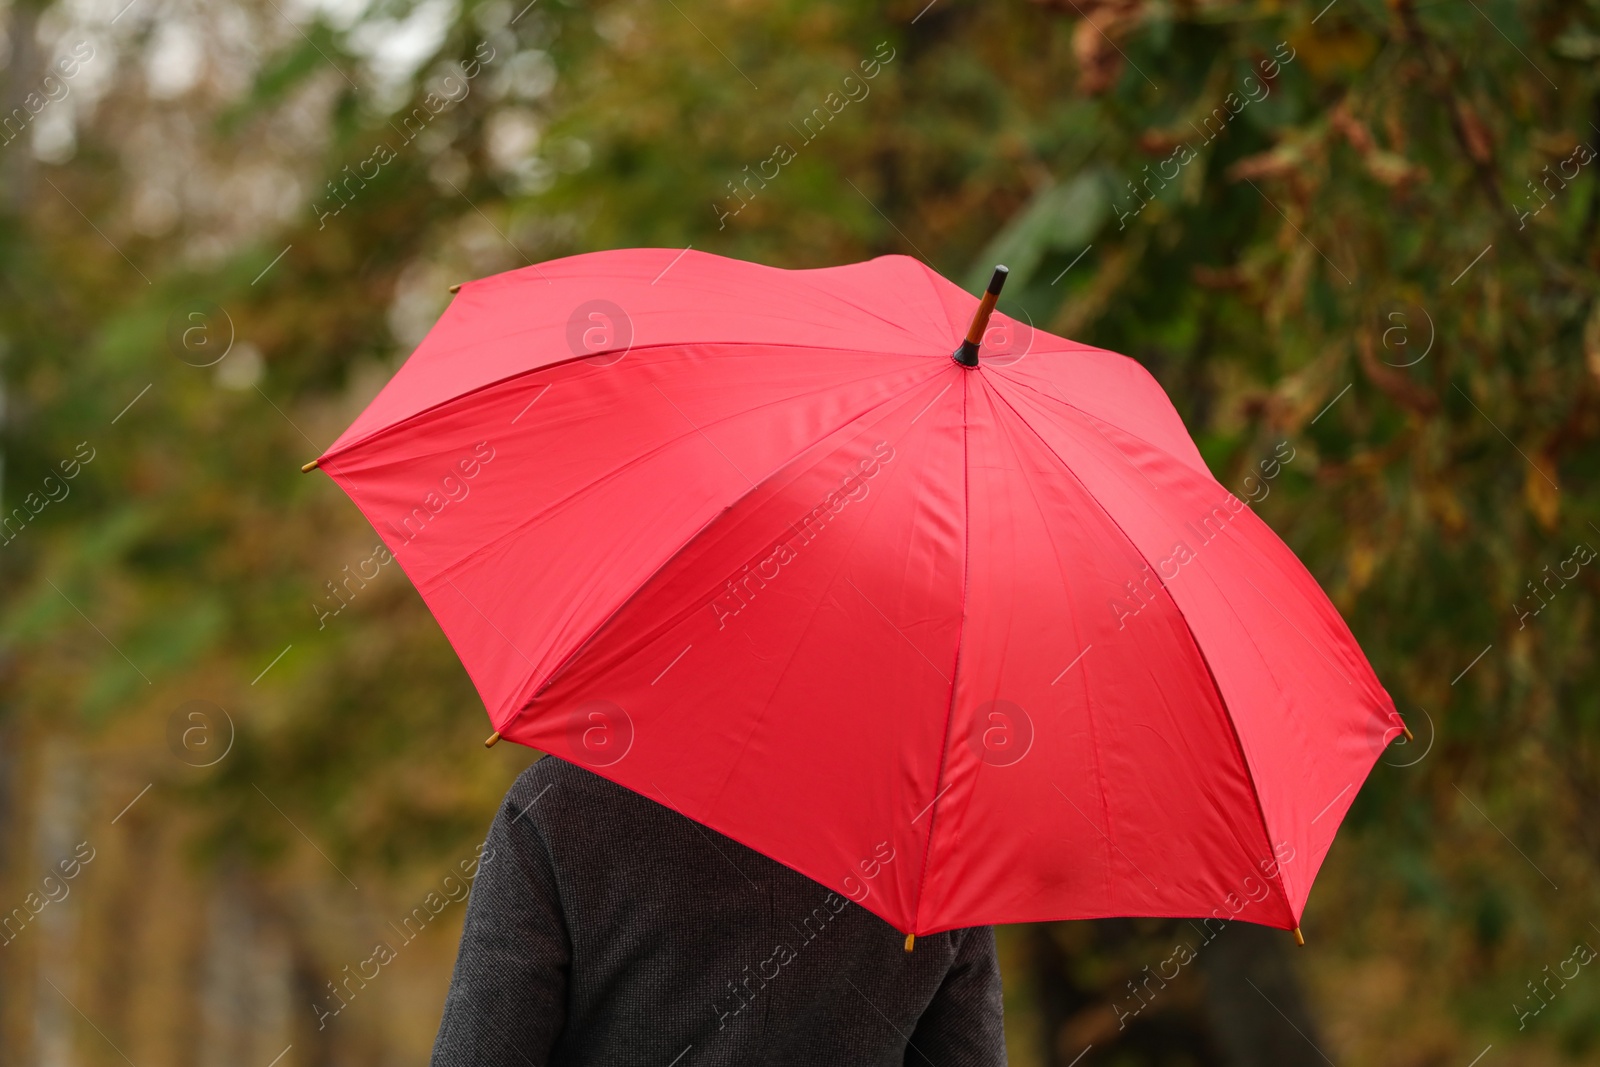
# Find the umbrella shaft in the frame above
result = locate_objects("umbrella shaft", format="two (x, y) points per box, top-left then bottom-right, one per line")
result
(953, 265), (1008, 366)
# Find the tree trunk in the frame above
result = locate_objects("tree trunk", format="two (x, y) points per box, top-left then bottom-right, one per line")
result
(1198, 922), (1330, 1067)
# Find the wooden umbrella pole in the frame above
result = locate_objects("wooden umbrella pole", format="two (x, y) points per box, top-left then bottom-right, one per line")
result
(952, 265), (1009, 367)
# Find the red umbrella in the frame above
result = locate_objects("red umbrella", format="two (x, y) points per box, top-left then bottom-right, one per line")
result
(307, 249), (1404, 944)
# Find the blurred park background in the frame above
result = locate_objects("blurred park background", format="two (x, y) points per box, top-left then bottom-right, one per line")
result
(2, 0), (1599, 1063)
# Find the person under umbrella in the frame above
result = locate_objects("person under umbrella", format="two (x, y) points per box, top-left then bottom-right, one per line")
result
(306, 250), (1403, 1063)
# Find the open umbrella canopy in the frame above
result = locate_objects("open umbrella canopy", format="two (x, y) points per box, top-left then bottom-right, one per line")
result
(311, 248), (1403, 938)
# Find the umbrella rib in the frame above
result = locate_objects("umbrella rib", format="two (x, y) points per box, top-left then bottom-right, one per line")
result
(984, 379), (1294, 921)
(415, 357), (936, 587)
(914, 260), (969, 345)
(1014, 378), (1307, 701)
(986, 397), (1117, 901)
(909, 372), (970, 936)
(318, 338), (939, 466)
(1050, 782), (1161, 895)
(1005, 369), (1356, 914)
(787, 264), (955, 350)
(696, 395), (951, 817)
(992, 367), (1206, 477)
(691, 371), (969, 826)
(499, 366), (953, 726)
(651, 382), (757, 487)
(843, 578), (950, 683)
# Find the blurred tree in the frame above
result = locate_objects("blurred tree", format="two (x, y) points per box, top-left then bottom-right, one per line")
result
(1, 0), (1597, 1063)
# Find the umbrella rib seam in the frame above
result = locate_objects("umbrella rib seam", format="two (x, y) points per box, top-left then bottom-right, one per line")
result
(478, 249), (953, 351)
(993, 373), (1292, 912)
(498, 365), (953, 729)
(905, 261), (994, 931)
(911, 371), (970, 936)
(984, 378), (1293, 923)
(785, 258), (956, 348)
(916, 260), (966, 343)
(1178, 623), (1297, 924)
(320, 340), (944, 465)
(991, 367), (1208, 478)
(412, 360), (931, 586)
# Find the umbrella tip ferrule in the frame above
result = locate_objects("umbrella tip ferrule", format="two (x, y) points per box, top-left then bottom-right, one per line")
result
(952, 264), (1009, 367)
(1293, 926), (1305, 946)
(1401, 723), (1414, 743)
(484, 731), (501, 748)
(904, 933), (915, 952)
(449, 282), (464, 294)
(300, 459), (320, 473)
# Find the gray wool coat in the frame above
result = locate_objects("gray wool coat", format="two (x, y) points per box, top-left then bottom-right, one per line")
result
(430, 756), (1007, 1066)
